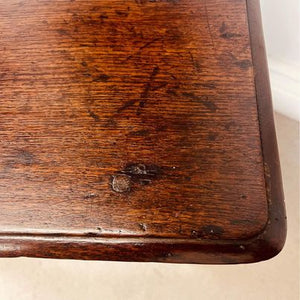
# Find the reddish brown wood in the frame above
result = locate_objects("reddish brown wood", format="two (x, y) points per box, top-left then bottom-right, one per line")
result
(0, 0), (286, 263)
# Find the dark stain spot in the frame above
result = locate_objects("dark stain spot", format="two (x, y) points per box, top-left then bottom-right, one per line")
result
(219, 21), (227, 33)
(135, 107), (142, 116)
(106, 118), (117, 128)
(128, 129), (150, 137)
(182, 92), (217, 112)
(166, 89), (178, 96)
(88, 109), (100, 122)
(178, 224), (183, 234)
(111, 174), (131, 193)
(156, 124), (168, 132)
(83, 193), (98, 199)
(208, 132), (218, 141)
(165, 27), (182, 41)
(0, 72), (7, 80)
(124, 54), (133, 62)
(220, 32), (242, 39)
(150, 66), (160, 78)
(224, 121), (236, 130)
(56, 29), (70, 36)
(226, 53), (252, 71)
(86, 232), (98, 237)
(115, 10), (129, 17)
(99, 14), (108, 22)
(17, 149), (36, 166)
(219, 22), (241, 39)
(81, 61), (88, 67)
(184, 176), (191, 182)
(234, 59), (252, 70)
(93, 74), (110, 82)
(240, 194), (247, 200)
(79, 43), (91, 48)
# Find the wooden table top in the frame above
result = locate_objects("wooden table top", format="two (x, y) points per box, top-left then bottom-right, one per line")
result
(0, 0), (286, 263)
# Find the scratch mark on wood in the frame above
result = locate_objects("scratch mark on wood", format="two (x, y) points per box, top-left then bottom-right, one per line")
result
(124, 38), (160, 62)
(189, 52), (201, 71)
(139, 38), (160, 51)
(204, 0), (216, 54)
(139, 66), (159, 108)
(117, 99), (137, 113)
(117, 66), (159, 113)
(182, 92), (217, 112)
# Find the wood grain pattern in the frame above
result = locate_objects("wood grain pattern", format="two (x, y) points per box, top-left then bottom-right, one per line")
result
(0, 0), (286, 263)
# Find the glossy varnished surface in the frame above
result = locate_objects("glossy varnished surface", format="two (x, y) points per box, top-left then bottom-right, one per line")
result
(0, 0), (285, 263)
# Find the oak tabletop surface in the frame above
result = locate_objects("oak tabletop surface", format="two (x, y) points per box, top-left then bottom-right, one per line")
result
(0, 0), (286, 263)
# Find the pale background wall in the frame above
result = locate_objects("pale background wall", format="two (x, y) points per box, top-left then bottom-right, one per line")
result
(261, 0), (300, 121)
(0, 1), (299, 299)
